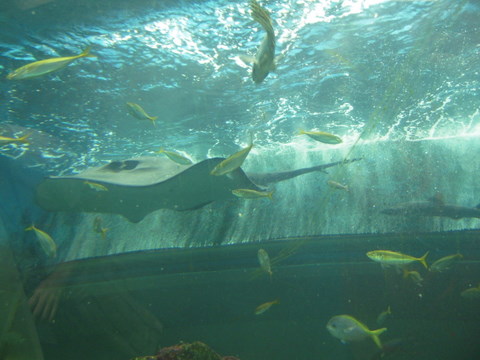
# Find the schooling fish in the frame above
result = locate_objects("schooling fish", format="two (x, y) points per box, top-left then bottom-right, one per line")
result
(7, 46), (95, 80)
(239, 0), (277, 83)
(126, 102), (158, 126)
(254, 299), (279, 315)
(0, 133), (30, 146)
(299, 130), (342, 144)
(210, 141), (254, 176)
(430, 253), (463, 273)
(25, 225), (56, 258)
(367, 250), (429, 269)
(257, 248), (272, 276)
(232, 188), (273, 200)
(327, 314), (387, 349)
(156, 148), (193, 165)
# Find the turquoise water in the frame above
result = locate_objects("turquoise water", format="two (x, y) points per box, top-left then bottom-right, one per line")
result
(1, 0), (479, 359)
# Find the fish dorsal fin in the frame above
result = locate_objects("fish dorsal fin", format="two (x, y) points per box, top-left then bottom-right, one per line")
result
(428, 192), (444, 205)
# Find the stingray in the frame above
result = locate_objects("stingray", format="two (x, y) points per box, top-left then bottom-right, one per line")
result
(35, 157), (361, 223)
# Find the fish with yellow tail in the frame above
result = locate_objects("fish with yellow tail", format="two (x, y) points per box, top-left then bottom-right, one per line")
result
(84, 180), (108, 192)
(402, 269), (424, 287)
(257, 248), (272, 277)
(461, 284), (480, 299)
(430, 253), (463, 273)
(239, 0), (277, 83)
(299, 129), (342, 144)
(327, 180), (349, 192)
(93, 216), (109, 240)
(156, 148), (193, 165)
(0, 133), (30, 146)
(254, 299), (279, 315)
(327, 315), (387, 349)
(367, 250), (429, 270)
(210, 140), (254, 176)
(7, 46), (95, 80)
(376, 306), (391, 326)
(232, 188), (273, 200)
(126, 102), (158, 126)
(25, 225), (56, 258)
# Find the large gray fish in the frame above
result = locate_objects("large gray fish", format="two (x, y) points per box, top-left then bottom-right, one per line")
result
(381, 194), (480, 220)
(240, 0), (277, 83)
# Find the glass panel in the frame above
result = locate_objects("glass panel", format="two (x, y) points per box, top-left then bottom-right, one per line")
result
(1, 0), (479, 359)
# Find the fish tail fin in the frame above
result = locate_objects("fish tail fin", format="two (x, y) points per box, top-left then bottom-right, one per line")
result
(298, 129), (305, 135)
(386, 305), (392, 315)
(370, 328), (387, 349)
(25, 225), (34, 231)
(150, 116), (158, 126)
(156, 148), (165, 154)
(250, 0), (274, 35)
(79, 46), (95, 58)
(419, 251), (429, 269)
(18, 133), (31, 144)
(273, 299), (280, 305)
(267, 191), (274, 200)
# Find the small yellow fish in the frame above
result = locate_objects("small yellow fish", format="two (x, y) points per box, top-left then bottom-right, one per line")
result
(461, 285), (480, 299)
(25, 225), (56, 258)
(299, 130), (342, 144)
(254, 299), (279, 315)
(402, 269), (424, 287)
(327, 180), (349, 192)
(84, 181), (108, 192)
(327, 315), (387, 349)
(0, 133), (30, 146)
(7, 46), (95, 80)
(232, 188), (273, 200)
(430, 253), (463, 273)
(126, 102), (158, 126)
(376, 306), (392, 326)
(93, 216), (109, 240)
(156, 148), (193, 165)
(367, 250), (429, 269)
(210, 142), (254, 176)
(257, 248), (272, 276)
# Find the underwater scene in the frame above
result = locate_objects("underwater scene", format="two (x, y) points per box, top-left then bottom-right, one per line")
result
(1, 0), (479, 359)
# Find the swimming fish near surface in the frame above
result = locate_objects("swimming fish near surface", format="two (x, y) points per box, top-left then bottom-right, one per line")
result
(327, 180), (349, 192)
(299, 130), (343, 144)
(7, 46), (95, 80)
(156, 148), (193, 165)
(327, 314), (387, 349)
(25, 225), (56, 258)
(0, 133), (30, 146)
(210, 141), (254, 176)
(430, 253), (463, 273)
(376, 306), (391, 326)
(255, 299), (279, 315)
(257, 248), (272, 276)
(367, 250), (429, 269)
(239, 0), (278, 83)
(84, 180), (108, 192)
(126, 102), (158, 126)
(232, 188), (273, 200)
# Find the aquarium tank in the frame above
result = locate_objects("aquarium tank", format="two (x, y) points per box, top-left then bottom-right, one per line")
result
(0, 0), (479, 359)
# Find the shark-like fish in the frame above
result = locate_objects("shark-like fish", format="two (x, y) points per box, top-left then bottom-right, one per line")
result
(240, 0), (277, 83)
(381, 195), (480, 220)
